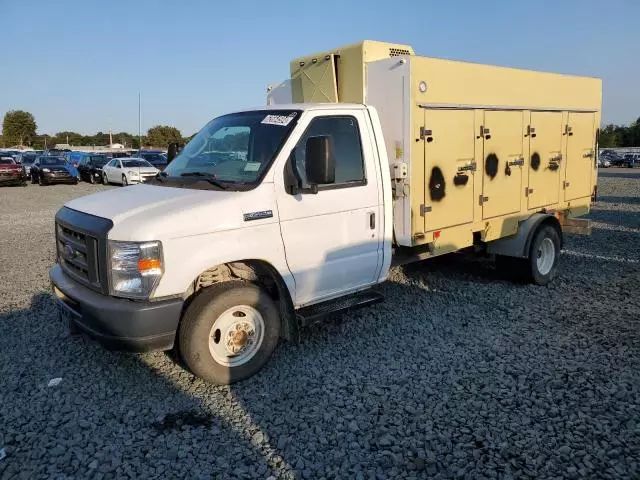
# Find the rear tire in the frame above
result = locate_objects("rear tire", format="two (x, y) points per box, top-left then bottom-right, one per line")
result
(524, 224), (561, 285)
(178, 281), (281, 385)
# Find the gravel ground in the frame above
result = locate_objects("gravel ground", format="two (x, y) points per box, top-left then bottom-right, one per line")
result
(1, 170), (639, 479)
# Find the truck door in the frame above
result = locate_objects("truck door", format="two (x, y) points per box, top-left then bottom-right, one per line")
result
(275, 112), (383, 306)
(564, 112), (596, 201)
(481, 111), (525, 219)
(422, 109), (475, 233)
(527, 112), (563, 209)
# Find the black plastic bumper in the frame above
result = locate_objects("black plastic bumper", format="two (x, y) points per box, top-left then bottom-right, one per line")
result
(42, 173), (76, 184)
(50, 264), (183, 352)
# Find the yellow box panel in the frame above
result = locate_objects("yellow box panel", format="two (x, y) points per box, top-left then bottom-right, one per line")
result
(422, 109), (476, 233)
(564, 112), (596, 201)
(288, 40), (602, 250)
(481, 110), (525, 219)
(527, 112), (564, 209)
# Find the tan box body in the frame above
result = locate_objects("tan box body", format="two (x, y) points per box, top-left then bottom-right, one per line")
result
(291, 41), (602, 251)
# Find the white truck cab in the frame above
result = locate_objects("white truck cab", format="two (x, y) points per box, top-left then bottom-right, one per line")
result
(51, 104), (396, 383)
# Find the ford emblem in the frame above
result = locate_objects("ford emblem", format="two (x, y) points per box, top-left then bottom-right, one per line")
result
(63, 244), (75, 258)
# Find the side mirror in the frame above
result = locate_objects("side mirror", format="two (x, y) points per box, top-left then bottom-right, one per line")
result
(305, 135), (335, 186)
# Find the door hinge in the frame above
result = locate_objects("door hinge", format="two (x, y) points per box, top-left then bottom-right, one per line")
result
(526, 125), (537, 138)
(420, 204), (432, 216)
(564, 125), (573, 136)
(525, 187), (534, 197)
(478, 126), (491, 139)
(479, 195), (489, 205)
(420, 127), (433, 141)
(563, 181), (570, 189)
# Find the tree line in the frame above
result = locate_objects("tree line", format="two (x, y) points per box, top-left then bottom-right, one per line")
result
(1, 110), (194, 150)
(598, 118), (640, 148)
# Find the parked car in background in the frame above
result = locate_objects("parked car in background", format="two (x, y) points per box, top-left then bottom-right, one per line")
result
(102, 157), (159, 185)
(31, 156), (79, 185)
(0, 157), (27, 186)
(0, 150), (23, 162)
(137, 150), (168, 170)
(598, 156), (611, 168)
(621, 153), (640, 168)
(602, 152), (623, 166)
(17, 153), (38, 177)
(43, 148), (71, 157)
(76, 153), (109, 184)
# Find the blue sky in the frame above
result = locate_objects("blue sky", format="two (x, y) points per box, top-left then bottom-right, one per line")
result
(1, 0), (638, 136)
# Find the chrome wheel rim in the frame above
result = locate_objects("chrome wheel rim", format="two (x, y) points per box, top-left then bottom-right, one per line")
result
(208, 305), (264, 367)
(536, 237), (555, 276)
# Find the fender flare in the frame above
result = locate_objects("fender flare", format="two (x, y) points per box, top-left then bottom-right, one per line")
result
(486, 213), (563, 258)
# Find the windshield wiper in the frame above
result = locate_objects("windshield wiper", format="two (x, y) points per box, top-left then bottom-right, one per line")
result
(180, 171), (226, 189)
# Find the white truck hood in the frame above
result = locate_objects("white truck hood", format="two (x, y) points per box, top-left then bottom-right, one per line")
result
(63, 183), (277, 241)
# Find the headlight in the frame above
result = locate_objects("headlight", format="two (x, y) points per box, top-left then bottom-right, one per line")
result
(108, 240), (163, 299)
(128, 170), (139, 177)
(42, 168), (50, 172)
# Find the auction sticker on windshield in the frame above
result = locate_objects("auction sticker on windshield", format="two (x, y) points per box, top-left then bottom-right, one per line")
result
(261, 113), (296, 126)
(244, 162), (261, 172)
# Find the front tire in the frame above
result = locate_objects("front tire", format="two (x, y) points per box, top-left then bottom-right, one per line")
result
(102, 173), (109, 185)
(89, 173), (95, 184)
(122, 174), (128, 186)
(38, 176), (45, 186)
(178, 281), (281, 385)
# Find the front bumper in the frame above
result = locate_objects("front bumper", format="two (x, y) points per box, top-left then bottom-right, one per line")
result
(42, 173), (76, 184)
(50, 264), (183, 351)
(0, 176), (25, 185)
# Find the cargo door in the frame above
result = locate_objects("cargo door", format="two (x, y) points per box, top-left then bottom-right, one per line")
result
(564, 112), (595, 201)
(422, 109), (475, 232)
(481, 111), (524, 219)
(291, 54), (338, 103)
(527, 112), (563, 209)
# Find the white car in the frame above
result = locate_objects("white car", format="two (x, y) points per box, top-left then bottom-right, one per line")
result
(102, 157), (160, 186)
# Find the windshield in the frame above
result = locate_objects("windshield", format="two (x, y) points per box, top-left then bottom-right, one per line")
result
(22, 156), (36, 164)
(141, 153), (165, 163)
(163, 110), (300, 185)
(122, 159), (152, 168)
(89, 155), (108, 167)
(41, 157), (66, 166)
(0, 159), (15, 165)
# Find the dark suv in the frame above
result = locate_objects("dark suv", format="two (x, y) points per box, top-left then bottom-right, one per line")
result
(77, 154), (109, 184)
(137, 151), (167, 170)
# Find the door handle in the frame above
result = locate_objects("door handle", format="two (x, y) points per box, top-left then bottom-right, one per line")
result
(369, 212), (375, 230)
(508, 158), (525, 167)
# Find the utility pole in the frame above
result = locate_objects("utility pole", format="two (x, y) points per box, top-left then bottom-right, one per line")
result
(138, 92), (142, 151)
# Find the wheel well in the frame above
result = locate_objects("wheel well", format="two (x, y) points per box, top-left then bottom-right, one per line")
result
(188, 260), (298, 342)
(533, 216), (564, 251)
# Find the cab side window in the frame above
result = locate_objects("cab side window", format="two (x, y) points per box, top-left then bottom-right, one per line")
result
(293, 116), (365, 188)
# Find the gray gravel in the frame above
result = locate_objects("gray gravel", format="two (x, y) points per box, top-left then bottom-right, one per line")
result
(1, 170), (639, 479)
